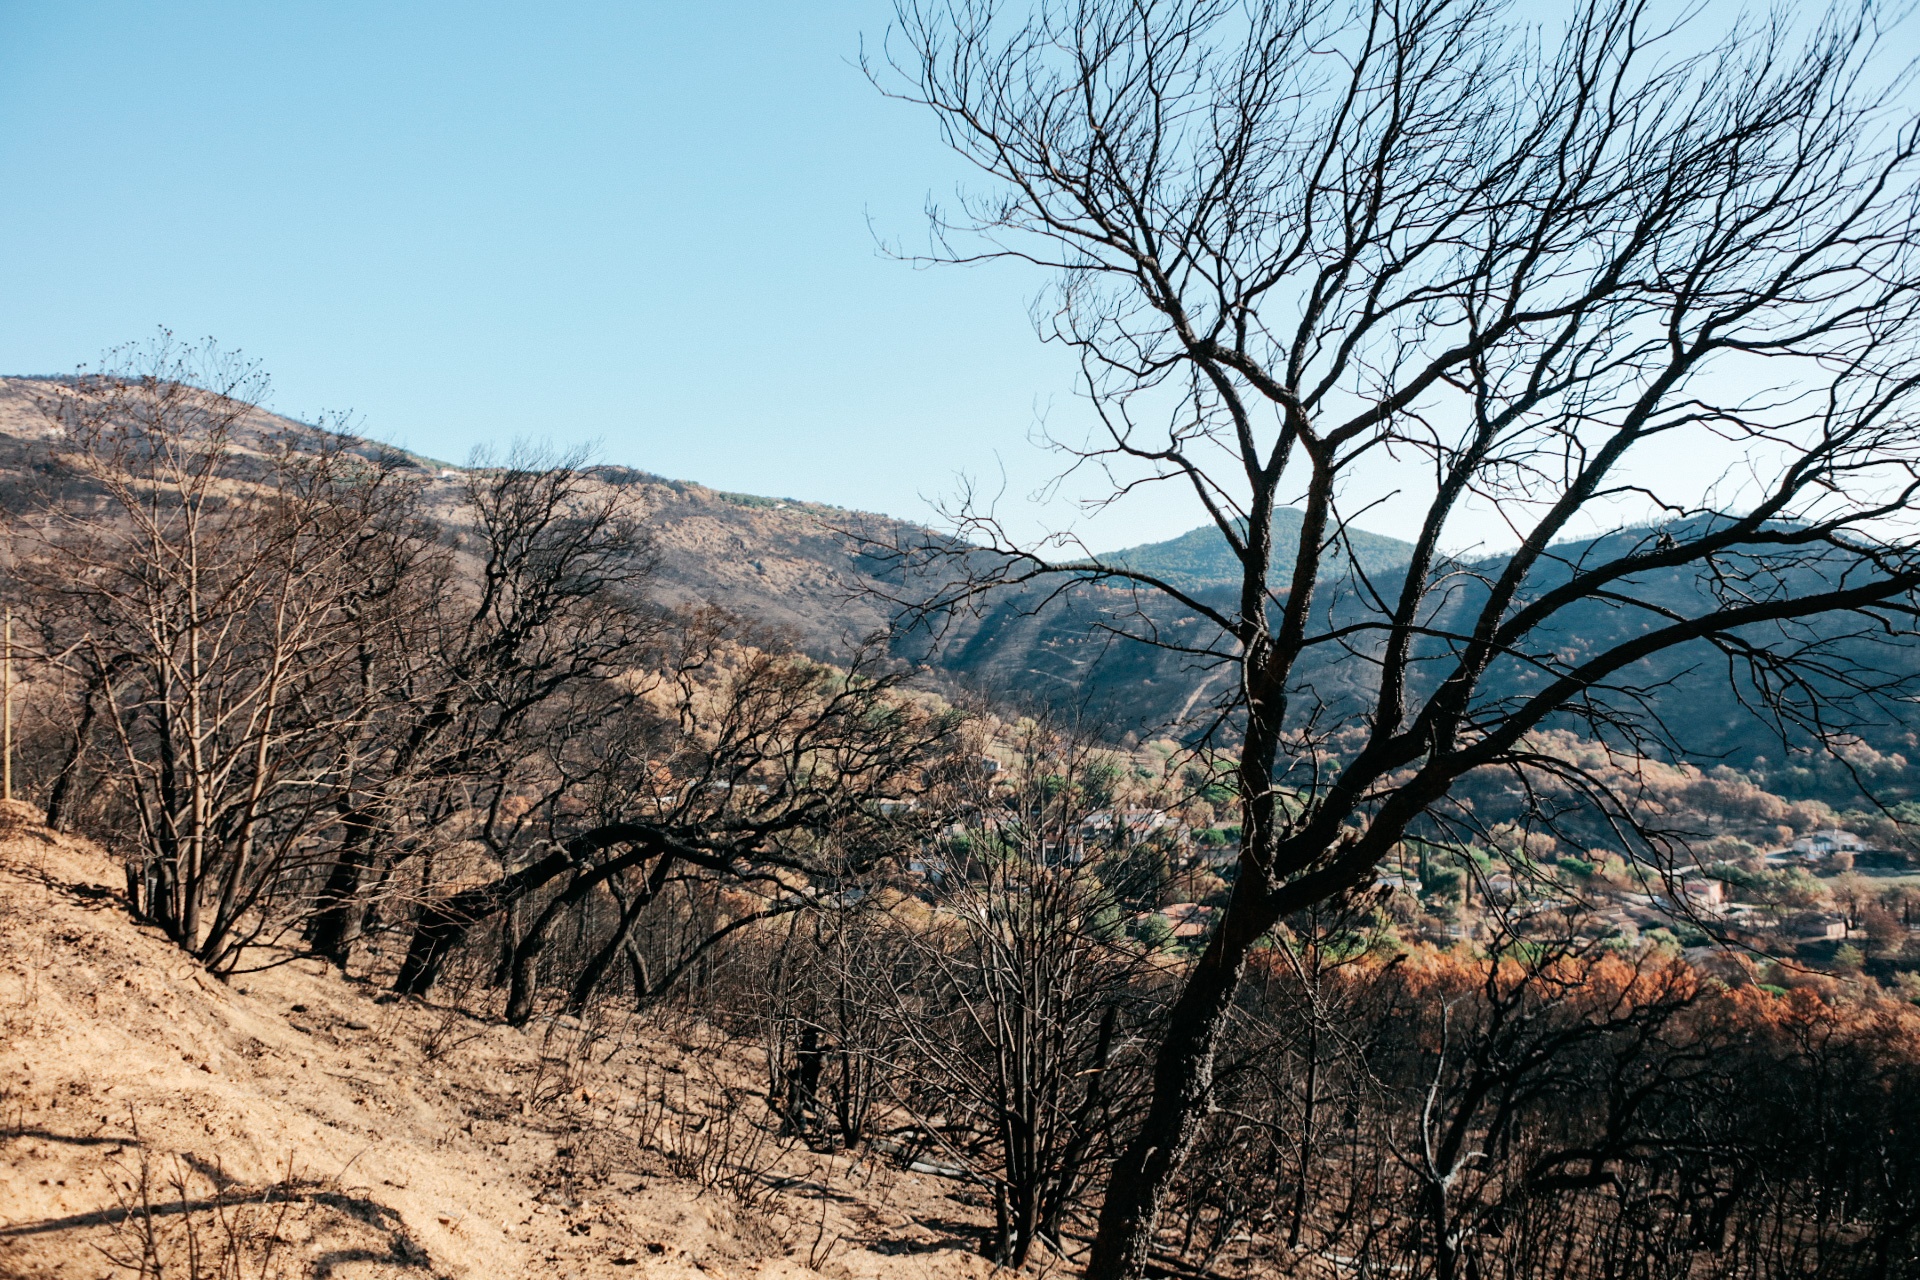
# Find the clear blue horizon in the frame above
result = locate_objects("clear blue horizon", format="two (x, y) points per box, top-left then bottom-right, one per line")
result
(0, 1), (1178, 547)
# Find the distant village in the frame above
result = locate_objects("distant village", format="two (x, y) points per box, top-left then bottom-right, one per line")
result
(901, 746), (1920, 996)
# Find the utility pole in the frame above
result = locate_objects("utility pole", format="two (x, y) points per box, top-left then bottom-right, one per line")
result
(3, 607), (11, 803)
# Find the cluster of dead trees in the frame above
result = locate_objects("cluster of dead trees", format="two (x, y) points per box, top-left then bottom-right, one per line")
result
(1165, 918), (1920, 1280)
(572, 716), (1916, 1278)
(0, 337), (962, 1010)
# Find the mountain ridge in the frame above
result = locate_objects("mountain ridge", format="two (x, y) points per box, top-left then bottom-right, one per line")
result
(1101, 508), (1415, 589)
(4, 375), (1913, 786)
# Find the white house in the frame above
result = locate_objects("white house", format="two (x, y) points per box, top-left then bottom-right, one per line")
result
(1792, 828), (1864, 856)
(1080, 808), (1176, 845)
(1798, 914), (1849, 941)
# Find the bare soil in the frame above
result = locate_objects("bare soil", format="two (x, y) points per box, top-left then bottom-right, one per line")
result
(0, 812), (1006, 1280)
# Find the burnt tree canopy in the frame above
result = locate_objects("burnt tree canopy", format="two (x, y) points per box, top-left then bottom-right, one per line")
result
(868, 1), (1920, 1274)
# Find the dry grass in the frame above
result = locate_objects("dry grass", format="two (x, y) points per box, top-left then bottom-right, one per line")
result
(91, 1140), (431, 1280)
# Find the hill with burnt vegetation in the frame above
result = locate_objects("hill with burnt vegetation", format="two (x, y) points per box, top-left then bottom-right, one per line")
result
(4, 374), (1914, 804)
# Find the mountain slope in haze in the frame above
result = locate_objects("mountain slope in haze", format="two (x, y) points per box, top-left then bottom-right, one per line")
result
(1103, 508), (1415, 590)
(1425, 525), (1920, 783)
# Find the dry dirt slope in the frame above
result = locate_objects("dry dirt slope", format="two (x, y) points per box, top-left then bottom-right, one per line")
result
(0, 811), (1002, 1280)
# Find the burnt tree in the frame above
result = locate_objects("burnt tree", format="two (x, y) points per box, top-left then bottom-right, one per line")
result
(873, 1), (1920, 1273)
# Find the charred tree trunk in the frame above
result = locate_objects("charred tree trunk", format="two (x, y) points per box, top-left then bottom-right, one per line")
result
(785, 1025), (825, 1138)
(492, 896), (523, 988)
(392, 823), (668, 997)
(1085, 891), (1272, 1280)
(503, 866), (635, 1025)
(393, 846), (578, 996)
(306, 810), (381, 967)
(504, 843), (670, 1025)
(565, 855), (675, 1014)
(1287, 1010), (1322, 1248)
(44, 681), (105, 832)
(502, 875), (585, 1026)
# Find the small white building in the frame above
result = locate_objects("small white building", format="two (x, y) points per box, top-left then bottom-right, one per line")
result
(1080, 808), (1175, 845)
(1799, 914), (1849, 941)
(1792, 828), (1864, 856)
(1682, 878), (1725, 906)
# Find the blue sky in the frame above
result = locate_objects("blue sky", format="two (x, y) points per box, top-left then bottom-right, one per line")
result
(0, 2), (1122, 542)
(2, 2), (1904, 558)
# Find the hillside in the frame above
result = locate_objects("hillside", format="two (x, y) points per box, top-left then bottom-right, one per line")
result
(0, 378), (1464, 738)
(0, 377), (910, 662)
(0, 375), (1406, 711)
(1102, 509), (1413, 589)
(0, 805), (1005, 1280)
(5, 374), (1915, 790)
(938, 526), (1920, 786)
